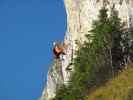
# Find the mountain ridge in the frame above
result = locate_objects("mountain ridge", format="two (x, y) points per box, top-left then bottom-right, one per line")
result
(40, 0), (133, 99)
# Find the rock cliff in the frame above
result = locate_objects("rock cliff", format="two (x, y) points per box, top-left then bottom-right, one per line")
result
(40, 0), (133, 100)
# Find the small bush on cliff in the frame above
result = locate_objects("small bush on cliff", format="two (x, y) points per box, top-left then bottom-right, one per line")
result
(52, 6), (133, 100)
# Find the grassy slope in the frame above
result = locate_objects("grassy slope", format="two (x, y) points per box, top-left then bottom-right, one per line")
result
(87, 64), (133, 100)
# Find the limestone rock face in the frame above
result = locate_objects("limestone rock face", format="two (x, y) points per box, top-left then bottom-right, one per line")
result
(40, 59), (64, 100)
(40, 0), (133, 99)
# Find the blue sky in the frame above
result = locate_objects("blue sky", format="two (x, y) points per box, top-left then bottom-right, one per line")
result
(0, 0), (66, 100)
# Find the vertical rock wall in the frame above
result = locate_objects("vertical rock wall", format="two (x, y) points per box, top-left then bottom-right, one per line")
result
(40, 0), (133, 100)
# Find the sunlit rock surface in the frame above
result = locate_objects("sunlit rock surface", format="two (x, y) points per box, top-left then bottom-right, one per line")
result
(40, 0), (133, 99)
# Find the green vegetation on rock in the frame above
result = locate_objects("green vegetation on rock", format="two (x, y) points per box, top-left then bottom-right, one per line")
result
(52, 6), (133, 100)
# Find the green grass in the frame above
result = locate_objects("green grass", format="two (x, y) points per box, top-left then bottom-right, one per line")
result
(87, 64), (133, 100)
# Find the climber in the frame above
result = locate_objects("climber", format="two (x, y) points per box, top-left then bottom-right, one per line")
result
(53, 42), (67, 59)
